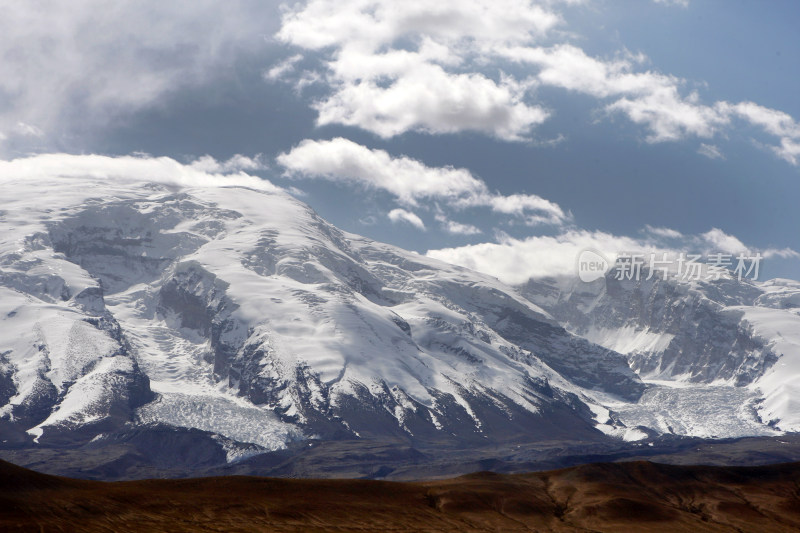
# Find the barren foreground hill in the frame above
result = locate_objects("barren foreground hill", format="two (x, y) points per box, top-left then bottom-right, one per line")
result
(2, 459), (800, 532)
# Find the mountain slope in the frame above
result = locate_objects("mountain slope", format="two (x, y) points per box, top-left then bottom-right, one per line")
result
(520, 274), (800, 436)
(0, 166), (643, 454)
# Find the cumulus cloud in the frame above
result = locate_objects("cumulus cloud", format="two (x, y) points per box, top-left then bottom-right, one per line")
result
(275, 0), (556, 140)
(4, 0), (799, 169)
(427, 226), (797, 285)
(276, 138), (484, 204)
(388, 208), (426, 230)
(276, 138), (569, 225)
(272, 1), (800, 163)
(277, 0), (560, 51)
(0, 1), (274, 152)
(0, 153), (278, 191)
(314, 66), (547, 140)
(275, 0), (730, 143)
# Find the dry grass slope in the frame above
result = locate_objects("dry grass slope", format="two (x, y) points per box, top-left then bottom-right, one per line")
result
(2, 459), (800, 532)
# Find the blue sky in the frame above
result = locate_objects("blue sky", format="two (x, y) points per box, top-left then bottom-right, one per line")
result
(1, 0), (799, 283)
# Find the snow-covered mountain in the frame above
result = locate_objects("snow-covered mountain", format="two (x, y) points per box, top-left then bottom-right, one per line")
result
(1, 159), (799, 466)
(0, 162), (645, 456)
(520, 274), (800, 437)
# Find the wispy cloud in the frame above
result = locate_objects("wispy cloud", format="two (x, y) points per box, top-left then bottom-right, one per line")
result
(0, 153), (277, 191)
(435, 214), (483, 235)
(388, 208), (426, 230)
(644, 225), (684, 239)
(276, 137), (569, 226)
(697, 143), (724, 160)
(723, 102), (800, 164)
(653, 0), (689, 7)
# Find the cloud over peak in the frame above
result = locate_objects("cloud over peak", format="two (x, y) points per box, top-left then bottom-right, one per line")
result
(0, 153), (277, 192)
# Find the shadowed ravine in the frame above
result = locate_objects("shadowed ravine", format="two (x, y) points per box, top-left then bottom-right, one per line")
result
(2, 459), (800, 532)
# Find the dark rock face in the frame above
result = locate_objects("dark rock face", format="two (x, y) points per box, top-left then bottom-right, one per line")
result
(156, 262), (243, 378)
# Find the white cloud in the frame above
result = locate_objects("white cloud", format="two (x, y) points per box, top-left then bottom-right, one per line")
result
(276, 138), (569, 225)
(274, 1), (738, 143)
(277, 0), (560, 53)
(0, 153), (279, 192)
(699, 228), (747, 255)
(0, 1), (273, 151)
(479, 193), (567, 225)
(189, 154), (266, 174)
(264, 54), (304, 82)
(723, 102), (800, 164)
(275, 0), (558, 140)
(698, 228), (799, 260)
(774, 138), (800, 166)
(277, 138), (485, 205)
(388, 208), (426, 230)
(315, 66), (548, 140)
(274, 2), (800, 160)
(697, 143), (724, 160)
(653, 0), (689, 7)
(729, 102), (800, 137)
(435, 214), (482, 235)
(763, 248), (800, 259)
(499, 44), (652, 99)
(277, 0), (800, 158)
(428, 230), (649, 284)
(427, 226), (798, 285)
(500, 43), (800, 154)
(274, 1), (797, 156)
(500, 44), (731, 142)
(606, 90), (728, 142)
(644, 225), (683, 239)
